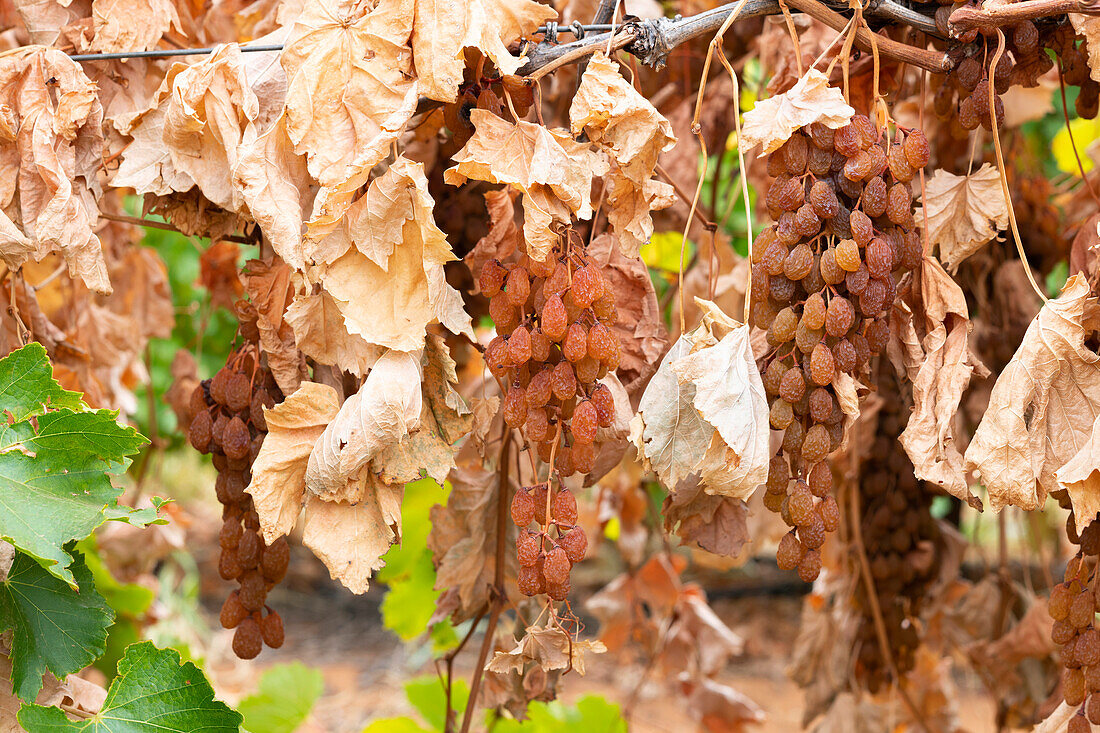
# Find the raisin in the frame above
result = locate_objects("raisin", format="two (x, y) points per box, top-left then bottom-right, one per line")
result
(233, 617), (263, 660)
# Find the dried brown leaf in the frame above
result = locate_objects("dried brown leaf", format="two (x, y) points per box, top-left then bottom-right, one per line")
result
(662, 475), (751, 558)
(740, 69), (854, 154)
(444, 109), (608, 260)
(247, 381), (341, 544)
(284, 287), (382, 377)
(411, 0), (556, 102)
(487, 625), (606, 676)
(922, 164), (1009, 271)
(966, 274), (1100, 512)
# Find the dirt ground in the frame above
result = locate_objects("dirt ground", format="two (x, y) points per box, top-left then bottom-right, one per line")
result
(200, 552), (1002, 733)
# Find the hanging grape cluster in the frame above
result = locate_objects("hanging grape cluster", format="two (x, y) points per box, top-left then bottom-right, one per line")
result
(851, 370), (942, 692)
(931, 16), (1098, 137)
(754, 114), (926, 583)
(187, 347), (288, 659)
(1049, 491), (1100, 730)
(479, 239), (620, 598)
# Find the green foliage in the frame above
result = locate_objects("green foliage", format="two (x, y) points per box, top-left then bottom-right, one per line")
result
(0, 343), (149, 585)
(492, 696), (628, 733)
(237, 662), (324, 733)
(0, 549), (113, 700)
(378, 478), (455, 645)
(362, 676), (625, 733)
(18, 641), (242, 732)
(76, 538), (155, 680)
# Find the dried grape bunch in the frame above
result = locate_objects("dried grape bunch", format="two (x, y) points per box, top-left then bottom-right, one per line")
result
(188, 345), (287, 659)
(479, 236), (618, 598)
(850, 370), (942, 692)
(1049, 490), (1100, 721)
(755, 114), (923, 582)
(512, 484), (587, 600)
(931, 18), (1098, 138)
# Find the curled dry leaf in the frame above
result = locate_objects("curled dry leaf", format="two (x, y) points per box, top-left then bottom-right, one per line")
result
(570, 53), (676, 184)
(411, 0), (556, 103)
(1070, 14), (1100, 84)
(587, 233), (668, 391)
(1056, 414), (1100, 535)
(242, 258), (309, 395)
(233, 112), (314, 271)
(464, 188), (522, 290)
(284, 287), (383, 377)
(90, 0), (181, 53)
(662, 475), (751, 558)
(281, 0), (419, 188)
(679, 676), (765, 733)
(0, 47), (109, 293)
(570, 53), (676, 257)
(444, 109), (609, 261)
(112, 64), (194, 198)
(305, 349), (423, 502)
(162, 45), (261, 214)
(429, 458), (516, 623)
(632, 299), (770, 500)
(740, 68), (854, 154)
(246, 381), (341, 544)
(312, 156), (473, 352)
(920, 164), (1009, 271)
(301, 479), (404, 594)
(896, 256), (984, 509)
(966, 274), (1100, 512)
(487, 625), (606, 676)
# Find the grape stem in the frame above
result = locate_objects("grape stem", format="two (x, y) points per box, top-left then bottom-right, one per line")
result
(949, 0), (1100, 33)
(457, 429), (512, 733)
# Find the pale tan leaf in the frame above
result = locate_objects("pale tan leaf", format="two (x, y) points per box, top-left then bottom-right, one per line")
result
(740, 69), (854, 154)
(374, 334), (471, 485)
(12, 0), (91, 47)
(604, 174), (676, 259)
(313, 157), (473, 351)
(284, 287), (383, 377)
(673, 306), (770, 499)
(1057, 413), (1100, 536)
(1071, 14), (1100, 84)
(111, 66), (194, 197)
(570, 52), (677, 184)
(305, 349), (423, 502)
(0, 47), (109, 292)
(281, 0), (418, 187)
(90, 0), (180, 53)
(412, 0), (556, 102)
(247, 381), (341, 544)
(921, 164), (1008, 271)
(898, 256), (983, 509)
(487, 625), (606, 676)
(233, 112), (314, 271)
(965, 274), (1100, 512)
(444, 109), (608, 261)
(301, 484), (403, 594)
(242, 258), (309, 395)
(163, 45), (259, 213)
(631, 336), (712, 489)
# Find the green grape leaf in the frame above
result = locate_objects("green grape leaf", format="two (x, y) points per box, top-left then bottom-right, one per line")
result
(237, 662), (324, 733)
(18, 641), (242, 732)
(0, 343), (81, 422)
(403, 676), (467, 733)
(491, 696), (627, 732)
(361, 717), (432, 733)
(378, 479), (448, 641)
(0, 549), (113, 701)
(0, 345), (149, 585)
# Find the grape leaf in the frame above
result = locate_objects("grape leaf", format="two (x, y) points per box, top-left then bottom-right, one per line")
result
(0, 549), (113, 701)
(236, 662), (323, 733)
(0, 344), (149, 585)
(18, 641), (242, 732)
(0, 342), (81, 422)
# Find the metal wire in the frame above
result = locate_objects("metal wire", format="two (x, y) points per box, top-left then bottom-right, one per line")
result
(62, 23), (618, 62)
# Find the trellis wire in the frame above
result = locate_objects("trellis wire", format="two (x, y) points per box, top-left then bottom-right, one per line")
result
(64, 23), (616, 62)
